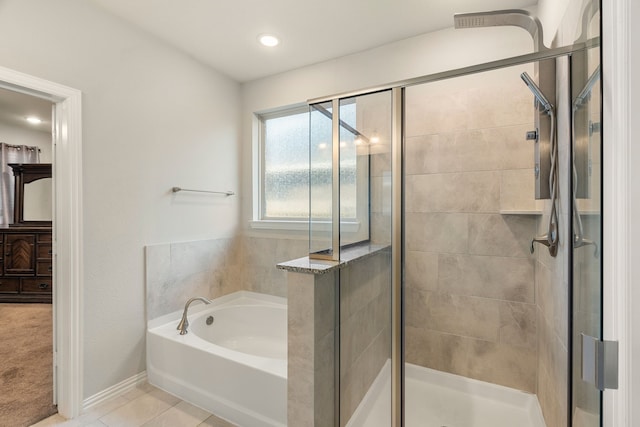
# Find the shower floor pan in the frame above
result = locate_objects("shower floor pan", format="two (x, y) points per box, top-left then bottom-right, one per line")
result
(348, 362), (546, 427)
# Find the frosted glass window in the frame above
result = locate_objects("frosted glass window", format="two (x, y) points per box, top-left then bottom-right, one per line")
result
(262, 108), (310, 219)
(260, 103), (358, 221)
(339, 102), (357, 219)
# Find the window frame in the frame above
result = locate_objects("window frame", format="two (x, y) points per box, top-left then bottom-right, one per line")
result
(251, 104), (368, 238)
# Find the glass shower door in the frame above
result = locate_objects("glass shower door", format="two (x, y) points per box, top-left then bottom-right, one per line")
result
(403, 58), (571, 426)
(570, 43), (603, 427)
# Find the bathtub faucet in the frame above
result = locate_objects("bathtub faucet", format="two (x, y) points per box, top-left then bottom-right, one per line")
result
(177, 296), (212, 335)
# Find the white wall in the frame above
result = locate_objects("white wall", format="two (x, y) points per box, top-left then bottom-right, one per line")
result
(0, 0), (241, 397)
(240, 26), (534, 237)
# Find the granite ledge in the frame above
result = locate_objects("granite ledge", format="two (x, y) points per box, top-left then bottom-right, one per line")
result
(277, 242), (390, 275)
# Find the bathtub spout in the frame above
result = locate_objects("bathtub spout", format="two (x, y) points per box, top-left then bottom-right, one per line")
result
(177, 297), (212, 335)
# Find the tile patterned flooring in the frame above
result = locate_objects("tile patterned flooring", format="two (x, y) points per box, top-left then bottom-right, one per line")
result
(30, 382), (238, 427)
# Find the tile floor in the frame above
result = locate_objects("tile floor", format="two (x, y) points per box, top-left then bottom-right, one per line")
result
(30, 382), (238, 427)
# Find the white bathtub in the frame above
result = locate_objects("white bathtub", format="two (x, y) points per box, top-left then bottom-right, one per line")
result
(147, 291), (287, 427)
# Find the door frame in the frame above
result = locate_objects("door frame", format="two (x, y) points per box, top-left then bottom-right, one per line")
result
(0, 66), (83, 418)
(602, 0), (638, 425)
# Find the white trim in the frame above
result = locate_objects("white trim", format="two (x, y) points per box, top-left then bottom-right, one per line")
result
(602, 0), (631, 425)
(83, 371), (148, 411)
(0, 66), (84, 419)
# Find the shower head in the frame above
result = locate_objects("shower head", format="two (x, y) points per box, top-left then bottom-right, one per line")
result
(454, 9), (546, 51)
(520, 72), (553, 114)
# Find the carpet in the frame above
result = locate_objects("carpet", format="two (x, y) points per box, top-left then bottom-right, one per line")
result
(0, 303), (57, 427)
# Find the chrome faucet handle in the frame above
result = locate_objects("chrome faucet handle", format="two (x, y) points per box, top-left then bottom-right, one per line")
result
(531, 234), (558, 257)
(574, 234), (598, 257)
(177, 296), (212, 335)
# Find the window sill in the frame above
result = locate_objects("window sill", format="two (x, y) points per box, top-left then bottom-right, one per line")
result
(249, 220), (361, 232)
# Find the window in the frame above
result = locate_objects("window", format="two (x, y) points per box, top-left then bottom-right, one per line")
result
(254, 103), (368, 238)
(259, 106), (310, 220)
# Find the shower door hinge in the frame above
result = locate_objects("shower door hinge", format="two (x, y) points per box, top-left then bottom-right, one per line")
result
(581, 334), (619, 390)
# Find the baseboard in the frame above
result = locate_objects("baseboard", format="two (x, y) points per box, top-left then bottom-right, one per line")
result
(82, 371), (148, 411)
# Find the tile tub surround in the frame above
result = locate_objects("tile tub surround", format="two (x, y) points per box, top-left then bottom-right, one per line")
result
(404, 65), (539, 394)
(145, 238), (239, 322)
(145, 236), (308, 321)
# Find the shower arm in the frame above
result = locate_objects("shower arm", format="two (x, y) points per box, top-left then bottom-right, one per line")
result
(453, 9), (546, 51)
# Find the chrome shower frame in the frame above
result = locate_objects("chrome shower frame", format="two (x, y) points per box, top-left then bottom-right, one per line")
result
(308, 37), (598, 427)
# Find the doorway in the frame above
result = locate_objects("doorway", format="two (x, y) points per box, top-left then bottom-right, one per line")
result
(0, 66), (83, 420)
(0, 87), (56, 426)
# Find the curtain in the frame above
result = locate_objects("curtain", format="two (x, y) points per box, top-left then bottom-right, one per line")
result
(0, 143), (40, 226)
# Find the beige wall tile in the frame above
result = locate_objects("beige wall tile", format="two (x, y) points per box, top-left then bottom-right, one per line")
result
(406, 171), (501, 214)
(438, 253), (534, 303)
(405, 134), (439, 175)
(466, 84), (532, 129)
(370, 151), (391, 178)
(405, 250), (438, 292)
(500, 169), (544, 212)
(466, 339), (537, 393)
(340, 330), (389, 426)
(433, 126), (533, 174)
(405, 327), (470, 377)
(468, 213), (535, 257)
(287, 364), (314, 427)
(405, 212), (469, 253)
(498, 302), (537, 350)
(406, 289), (501, 342)
(405, 88), (468, 137)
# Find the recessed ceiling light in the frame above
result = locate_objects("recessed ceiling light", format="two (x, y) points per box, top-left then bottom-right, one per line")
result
(258, 34), (280, 47)
(26, 116), (42, 125)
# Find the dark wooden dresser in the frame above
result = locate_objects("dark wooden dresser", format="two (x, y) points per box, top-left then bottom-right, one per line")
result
(0, 227), (52, 303)
(0, 163), (53, 303)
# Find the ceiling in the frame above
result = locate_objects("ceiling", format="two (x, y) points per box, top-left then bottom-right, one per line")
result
(0, 88), (52, 135)
(89, 0), (536, 82)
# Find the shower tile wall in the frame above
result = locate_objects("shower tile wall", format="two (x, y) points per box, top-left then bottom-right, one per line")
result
(340, 250), (391, 425)
(145, 236), (307, 321)
(404, 66), (539, 393)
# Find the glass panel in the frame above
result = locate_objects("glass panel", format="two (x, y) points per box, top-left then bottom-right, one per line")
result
(309, 101), (334, 258)
(571, 44), (602, 427)
(262, 109), (310, 219)
(338, 90), (392, 426)
(403, 60), (569, 426)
